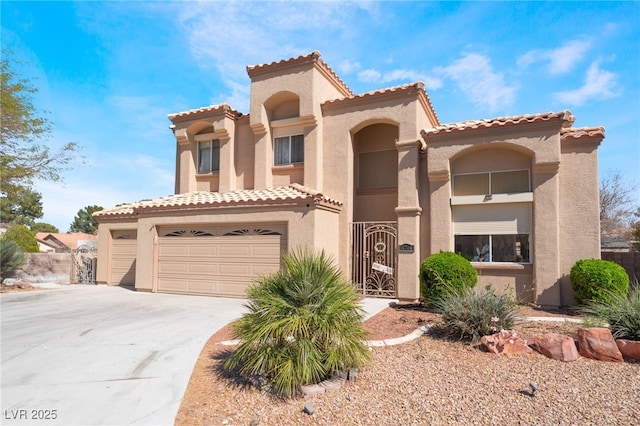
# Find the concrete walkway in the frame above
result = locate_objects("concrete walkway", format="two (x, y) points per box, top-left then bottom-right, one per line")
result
(1, 285), (248, 426)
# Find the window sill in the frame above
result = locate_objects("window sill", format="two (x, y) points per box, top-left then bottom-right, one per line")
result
(357, 187), (398, 196)
(272, 163), (303, 173)
(451, 193), (533, 205)
(472, 262), (533, 272)
(196, 172), (219, 178)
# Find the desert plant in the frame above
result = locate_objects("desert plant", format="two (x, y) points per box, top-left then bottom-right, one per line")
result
(579, 287), (640, 341)
(224, 248), (371, 398)
(1, 224), (39, 253)
(1, 240), (26, 279)
(570, 258), (629, 305)
(434, 285), (517, 343)
(420, 251), (477, 307)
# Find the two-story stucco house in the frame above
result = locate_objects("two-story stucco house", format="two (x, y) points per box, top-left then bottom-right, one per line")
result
(95, 51), (604, 307)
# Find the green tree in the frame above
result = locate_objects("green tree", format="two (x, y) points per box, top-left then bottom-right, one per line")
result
(31, 222), (59, 234)
(1, 49), (82, 194)
(224, 249), (371, 398)
(1, 224), (39, 253)
(69, 205), (103, 234)
(0, 185), (44, 227)
(1, 240), (26, 279)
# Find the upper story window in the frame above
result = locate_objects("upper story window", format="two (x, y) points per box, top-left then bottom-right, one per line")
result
(358, 149), (398, 189)
(274, 134), (304, 166)
(453, 169), (530, 196)
(197, 140), (220, 173)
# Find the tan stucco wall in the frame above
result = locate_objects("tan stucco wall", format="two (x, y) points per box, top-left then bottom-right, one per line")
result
(558, 137), (602, 305)
(121, 203), (339, 292)
(98, 54), (603, 307)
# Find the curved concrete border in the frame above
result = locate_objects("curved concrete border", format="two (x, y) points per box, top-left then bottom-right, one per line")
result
(219, 316), (584, 348)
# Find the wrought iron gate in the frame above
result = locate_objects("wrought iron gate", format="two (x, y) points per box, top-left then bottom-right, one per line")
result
(351, 222), (397, 298)
(71, 245), (98, 284)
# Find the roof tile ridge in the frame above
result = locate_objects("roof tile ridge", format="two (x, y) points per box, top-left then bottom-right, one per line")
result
(168, 103), (240, 120)
(247, 51), (321, 72)
(424, 110), (574, 135)
(315, 57), (354, 97)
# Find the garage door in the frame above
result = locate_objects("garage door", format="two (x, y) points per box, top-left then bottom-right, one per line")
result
(157, 225), (285, 297)
(111, 230), (137, 285)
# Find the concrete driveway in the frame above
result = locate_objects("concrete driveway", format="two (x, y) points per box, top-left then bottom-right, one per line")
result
(1, 285), (249, 426)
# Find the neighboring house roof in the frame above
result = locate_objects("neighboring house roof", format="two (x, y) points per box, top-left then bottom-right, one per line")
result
(601, 235), (632, 252)
(35, 232), (97, 251)
(95, 184), (343, 218)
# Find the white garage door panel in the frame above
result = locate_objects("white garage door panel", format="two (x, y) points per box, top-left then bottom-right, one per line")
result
(157, 232), (283, 297)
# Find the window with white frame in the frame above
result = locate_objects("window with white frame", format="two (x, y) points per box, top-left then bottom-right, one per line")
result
(452, 201), (532, 263)
(197, 140), (220, 173)
(274, 134), (304, 165)
(455, 234), (530, 263)
(453, 169), (530, 196)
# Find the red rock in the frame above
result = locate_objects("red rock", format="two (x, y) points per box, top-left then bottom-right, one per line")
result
(12, 280), (33, 289)
(616, 339), (640, 360)
(577, 328), (624, 363)
(481, 330), (533, 356)
(533, 333), (580, 362)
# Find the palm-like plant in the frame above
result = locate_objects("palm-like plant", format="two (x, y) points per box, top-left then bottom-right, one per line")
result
(224, 248), (371, 398)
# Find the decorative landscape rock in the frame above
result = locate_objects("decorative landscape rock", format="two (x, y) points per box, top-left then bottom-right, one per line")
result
(481, 330), (533, 355)
(532, 333), (580, 362)
(300, 383), (325, 397)
(615, 339), (640, 360)
(303, 402), (315, 415)
(577, 328), (624, 363)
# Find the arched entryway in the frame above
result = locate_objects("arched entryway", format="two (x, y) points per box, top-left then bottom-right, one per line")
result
(350, 123), (399, 297)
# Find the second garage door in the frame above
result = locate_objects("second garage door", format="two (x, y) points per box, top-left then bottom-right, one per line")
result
(157, 225), (285, 297)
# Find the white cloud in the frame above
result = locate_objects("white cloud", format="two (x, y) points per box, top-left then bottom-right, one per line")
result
(175, 2), (372, 111)
(553, 61), (618, 106)
(358, 69), (382, 83)
(336, 59), (361, 75)
(518, 39), (592, 74)
(436, 53), (516, 112)
(357, 68), (442, 90)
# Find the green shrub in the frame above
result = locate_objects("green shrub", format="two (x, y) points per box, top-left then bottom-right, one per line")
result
(1, 240), (26, 279)
(570, 259), (629, 305)
(579, 287), (640, 341)
(434, 285), (517, 343)
(1, 225), (39, 253)
(224, 248), (371, 398)
(420, 251), (477, 307)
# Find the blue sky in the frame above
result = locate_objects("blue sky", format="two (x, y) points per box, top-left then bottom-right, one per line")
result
(2, 1), (639, 232)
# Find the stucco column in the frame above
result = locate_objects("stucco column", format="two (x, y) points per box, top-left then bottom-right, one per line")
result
(395, 140), (422, 300)
(428, 169), (451, 253)
(303, 121), (322, 191)
(532, 162), (561, 307)
(217, 136), (234, 193)
(173, 130), (195, 194)
(251, 123), (272, 189)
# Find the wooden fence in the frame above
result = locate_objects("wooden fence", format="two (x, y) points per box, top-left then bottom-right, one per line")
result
(601, 251), (640, 284)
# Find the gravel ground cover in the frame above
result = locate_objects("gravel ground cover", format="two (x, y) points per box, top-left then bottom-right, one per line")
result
(175, 304), (640, 426)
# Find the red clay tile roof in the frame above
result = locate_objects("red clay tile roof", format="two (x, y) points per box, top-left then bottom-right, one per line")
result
(422, 110), (575, 137)
(94, 184), (342, 218)
(323, 82), (440, 126)
(560, 126), (605, 141)
(168, 104), (241, 123)
(247, 51), (354, 97)
(35, 232), (96, 250)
